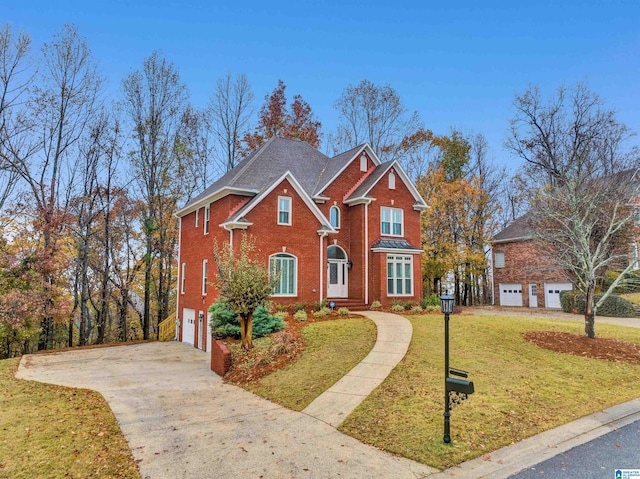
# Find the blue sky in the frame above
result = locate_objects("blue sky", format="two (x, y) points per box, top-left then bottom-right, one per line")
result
(5, 0), (640, 170)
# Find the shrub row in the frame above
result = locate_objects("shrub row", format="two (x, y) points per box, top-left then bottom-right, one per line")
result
(559, 291), (636, 317)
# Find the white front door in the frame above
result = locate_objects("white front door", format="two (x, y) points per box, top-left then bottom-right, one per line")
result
(499, 283), (523, 307)
(529, 284), (538, 308)
(544, 283), (572, 309)
(182, 308), (195, 345)
(327, 260), (348, 298)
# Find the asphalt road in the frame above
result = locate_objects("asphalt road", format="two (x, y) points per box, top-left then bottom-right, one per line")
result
(509, 419), (640, 479)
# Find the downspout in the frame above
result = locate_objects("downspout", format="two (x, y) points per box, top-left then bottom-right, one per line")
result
(319, 232), (327, 304)
(175, 216), (182, 340)
(364, 202), (369, 305)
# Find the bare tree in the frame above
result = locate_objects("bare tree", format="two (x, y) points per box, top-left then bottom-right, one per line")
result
(1, 24), (101, 349)
(331, 79), (422, 163)
(209, 73), (253, 173)
(123, 51), (187, 340)
(507, 84), (640, 339)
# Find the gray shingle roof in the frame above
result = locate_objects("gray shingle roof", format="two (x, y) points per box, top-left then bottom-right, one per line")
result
(345, 161), (394, 201)
(492, 214), (533, 243)
(370, 237), (422, 251)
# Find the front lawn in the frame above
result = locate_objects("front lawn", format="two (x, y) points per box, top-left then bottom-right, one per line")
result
(0, 358), (140, 479)
(338, 314), (640, 469)
(236, 316), (376, 410)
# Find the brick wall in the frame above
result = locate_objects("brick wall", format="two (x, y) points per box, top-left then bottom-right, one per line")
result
(210, 339), (231, 376)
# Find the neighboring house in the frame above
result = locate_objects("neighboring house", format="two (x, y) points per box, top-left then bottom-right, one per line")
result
(491, 215), (573, 309)
(175, 137), (427, 350)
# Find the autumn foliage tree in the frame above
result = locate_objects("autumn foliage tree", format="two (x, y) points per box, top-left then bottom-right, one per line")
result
(242, 80), (321, 153)
(213, 234), (273, 351)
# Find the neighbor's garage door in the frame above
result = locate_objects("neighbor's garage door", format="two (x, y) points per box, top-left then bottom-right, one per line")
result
(499, 283), (523, 307)
(182, 308), (195, 345)
(544, 283), (572, 309)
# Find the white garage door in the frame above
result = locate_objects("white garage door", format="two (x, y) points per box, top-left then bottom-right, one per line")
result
(182, 308), (195, 345)
(544, 283), (572, 309)
(499, 283), (523, 307)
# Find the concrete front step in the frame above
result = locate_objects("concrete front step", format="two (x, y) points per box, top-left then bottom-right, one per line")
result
(327, 299), (367, 311)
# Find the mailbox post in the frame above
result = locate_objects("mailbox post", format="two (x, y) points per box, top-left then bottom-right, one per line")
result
(440, 292), (454, 443)
(440, 292), (474, 444)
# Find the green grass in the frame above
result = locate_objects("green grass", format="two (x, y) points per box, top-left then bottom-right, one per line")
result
(0, 358), (140, 479)
(338, 314), (640, 470)
(246, 317), (376, 410)
(621, 292), (640, 305)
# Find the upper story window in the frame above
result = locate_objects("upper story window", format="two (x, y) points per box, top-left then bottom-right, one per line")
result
(195, 209), (199, 227)
(381, 206), (403, 236)
(204, 205), (210, 234)
(202, 259), (208, 295)
(495, 251), (505, 268)
(330, 206), (340, 228)
(389, 171), (396, 190)
(360, 154), (367, 172)
(278, 196), (292, 225)
(181, 263), (186, 294)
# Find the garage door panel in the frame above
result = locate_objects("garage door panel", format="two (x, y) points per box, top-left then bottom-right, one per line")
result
(544, 283), (572, 309)
(500, 283), (523, 307)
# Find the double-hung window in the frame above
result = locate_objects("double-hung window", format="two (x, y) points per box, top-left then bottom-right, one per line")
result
(330, 206), (340, 229)
(387, 255), (413, 296)
(278, 196), (292, 225)
(270, 253), (297, 296)
(204, 205), (210, 234)
(381, 207), (403, 236)
(181, 263), (186, 294)
(202, 259), (208, 295)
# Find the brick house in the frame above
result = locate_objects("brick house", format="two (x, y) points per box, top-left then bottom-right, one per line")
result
(491, 214), (573, 309)
(175, 137), (427, 350)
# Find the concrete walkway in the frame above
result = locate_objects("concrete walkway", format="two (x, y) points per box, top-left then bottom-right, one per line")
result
(302, 310), (412, 427)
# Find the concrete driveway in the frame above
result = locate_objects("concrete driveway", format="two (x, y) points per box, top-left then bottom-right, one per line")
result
(17, 341), (435, 479)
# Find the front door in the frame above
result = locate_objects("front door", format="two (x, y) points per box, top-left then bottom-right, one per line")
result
(327, 259), (348, 298)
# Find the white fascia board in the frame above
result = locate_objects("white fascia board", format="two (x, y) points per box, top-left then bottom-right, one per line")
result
(220, 221), (253, 230)
(175, 187), (258, 218)
(371, 247), (423, 254)
(230, 171), (338, 234)
(491, 236), (533, 245)
(388, 161), (427, 209)
(315, 143), (382, 196)
(344, 197), (373, 206)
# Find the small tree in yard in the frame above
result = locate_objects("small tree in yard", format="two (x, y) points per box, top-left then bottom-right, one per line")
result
(214, 234), (273, 350)
(507, 83), (640, 339)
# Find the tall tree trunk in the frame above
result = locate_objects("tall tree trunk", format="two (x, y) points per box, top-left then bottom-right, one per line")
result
(584, 281), (596, 339)
(143, 232), (152, 340)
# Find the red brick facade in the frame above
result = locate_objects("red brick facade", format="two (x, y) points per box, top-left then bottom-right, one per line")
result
(176, 139), (426, 351)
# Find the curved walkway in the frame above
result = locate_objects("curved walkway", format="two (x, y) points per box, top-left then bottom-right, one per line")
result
(302, 310), (412, 427)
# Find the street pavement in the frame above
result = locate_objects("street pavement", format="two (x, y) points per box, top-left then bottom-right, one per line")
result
(509, 419), (640, 479)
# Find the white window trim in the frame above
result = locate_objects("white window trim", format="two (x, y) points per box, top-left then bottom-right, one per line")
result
(269, 253), (298, 297)
(381, 206), (404, 237)
(495, 251), (505, 268)
(181, 263), (186, 294)
(389, 171), (396, 190)
(360, 154), (367, 172)
(278, 196), (292, 225)
(204, 205), (210, 235)
(330, 206), (340, 229)
(202, 259), (208, 296)
(387, 254), (413, 297)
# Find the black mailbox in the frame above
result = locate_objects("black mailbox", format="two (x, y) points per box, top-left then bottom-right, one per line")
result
(446, 377), (474, 395)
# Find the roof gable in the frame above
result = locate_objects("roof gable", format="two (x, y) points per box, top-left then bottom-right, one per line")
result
(313, 144), (381, 198)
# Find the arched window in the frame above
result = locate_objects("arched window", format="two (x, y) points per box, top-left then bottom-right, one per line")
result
(360, 154), (367, 172)
(330, 206), (340, 228)
(327, 245), (347, 260)
(388, 171), (396, 190)
(269, 253), (297, 296)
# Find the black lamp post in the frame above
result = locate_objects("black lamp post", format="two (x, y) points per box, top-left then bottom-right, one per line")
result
(440, 292), (455, 444)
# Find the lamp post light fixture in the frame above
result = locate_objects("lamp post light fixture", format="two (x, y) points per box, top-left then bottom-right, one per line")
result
(440, 291), (474, 444)
(440, 292), (454, 444)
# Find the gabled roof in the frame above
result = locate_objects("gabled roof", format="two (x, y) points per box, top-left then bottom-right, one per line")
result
(176, 136), (426, 219)
(492, 214), (533, 244)
(344, 160), (428, 211)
